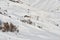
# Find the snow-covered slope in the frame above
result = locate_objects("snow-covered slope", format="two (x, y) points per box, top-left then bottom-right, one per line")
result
(0, 0), (60, 40)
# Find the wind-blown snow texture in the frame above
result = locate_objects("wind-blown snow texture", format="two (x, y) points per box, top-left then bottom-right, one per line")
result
(0, 0), (60, 40)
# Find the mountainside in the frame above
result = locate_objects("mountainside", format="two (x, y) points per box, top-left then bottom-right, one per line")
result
(0, 0), (60, 40)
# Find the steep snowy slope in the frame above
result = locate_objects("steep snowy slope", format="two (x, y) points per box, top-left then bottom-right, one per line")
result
(0, 13), (60, 40)
(0, 0), (60, 40)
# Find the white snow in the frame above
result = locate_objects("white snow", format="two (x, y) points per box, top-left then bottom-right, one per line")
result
(0, 0), (60, 40)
